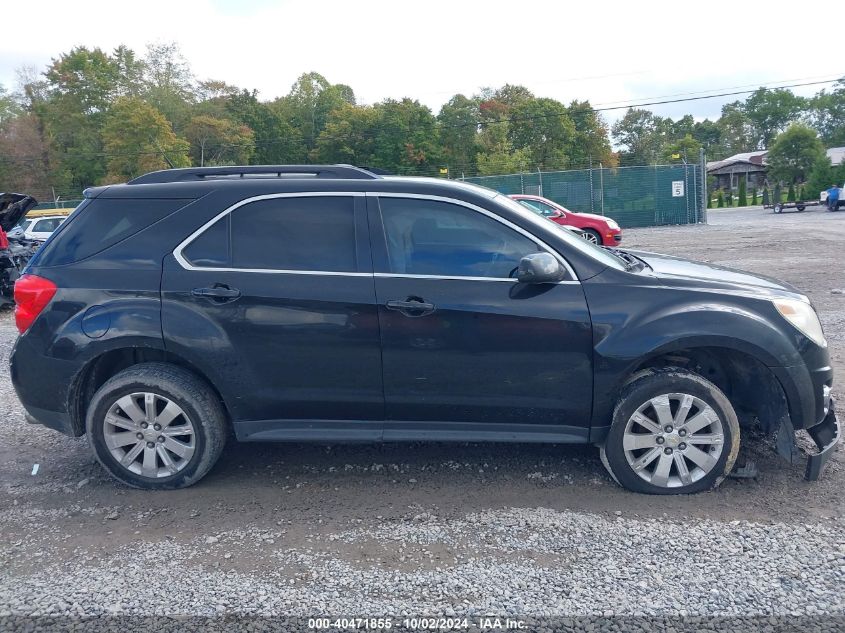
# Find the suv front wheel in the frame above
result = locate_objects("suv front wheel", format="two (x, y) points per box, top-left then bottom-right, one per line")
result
(86, 363), (227, 489)
(600, 368), (740, 494)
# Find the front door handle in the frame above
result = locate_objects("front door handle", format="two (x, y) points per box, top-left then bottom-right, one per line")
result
(385, 297), (436, 317)
(192, 284), (241, 303)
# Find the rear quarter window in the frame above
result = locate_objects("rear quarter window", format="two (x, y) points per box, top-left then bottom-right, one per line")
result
(35, 198), (190, 266)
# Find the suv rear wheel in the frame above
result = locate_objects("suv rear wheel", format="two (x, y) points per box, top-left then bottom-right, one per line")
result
(86, 363), (227, 489)
(600, 368), (740, 494)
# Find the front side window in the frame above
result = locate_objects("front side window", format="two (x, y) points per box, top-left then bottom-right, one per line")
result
(183, 196), (357, 272)
(379, 197), (541, 279)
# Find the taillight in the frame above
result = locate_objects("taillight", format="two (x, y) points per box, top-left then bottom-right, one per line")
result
(14, 274), (57, 334)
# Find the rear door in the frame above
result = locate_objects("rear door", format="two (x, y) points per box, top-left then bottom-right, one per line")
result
(160, 192), (384, 439)
(369, 193), (594, 441)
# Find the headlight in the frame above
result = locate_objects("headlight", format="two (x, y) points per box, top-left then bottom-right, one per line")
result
(773, 298), (826, 347)
(605, 219), (619, 230)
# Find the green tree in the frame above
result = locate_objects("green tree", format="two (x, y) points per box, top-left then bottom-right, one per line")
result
(806, 153), (845, 198)
(567, 100), (615, 167)
(766, 123), (825, 185)
(612, 108), (663, 165)
(437, 94), (480, 175)
(787, 183), (795, 202)
(742, 88), (805, 149)
(509, 97), (576, 169)
(738, 178), (747, 207)
(716, 190), (724, 207)
(662, 133), (701, 163)
(312, 102), (379, 166)
(716, 102), (755, 156)
(101, 97), (189, 181)
(0, 113), (54, 200)
(226, 89), (302, 164)
(0, 84), (21, 126)
(38, 46), (128, 188)
(369, 98), (441, 173)
(285, 72), (355, 153)
(112, 45), (145, 98)
(142, 42), (195, 131)
(808, 79), (845, 146)
(184, 115), (254, 166)
(725, 189), (733, 206)
(476, 145), (532, 176)
(691, 119), (721, 154)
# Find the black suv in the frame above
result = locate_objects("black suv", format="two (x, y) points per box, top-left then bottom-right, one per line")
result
(10, 165), (839, 494)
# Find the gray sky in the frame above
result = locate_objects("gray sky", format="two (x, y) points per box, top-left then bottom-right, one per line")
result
(3, 0), (842, 122)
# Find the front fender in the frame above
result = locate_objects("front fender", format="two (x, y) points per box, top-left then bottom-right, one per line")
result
(584, 281), (804, 434)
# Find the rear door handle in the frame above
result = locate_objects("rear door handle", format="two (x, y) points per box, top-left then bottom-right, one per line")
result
(191, 285), (241, 302)
(385, 298), (436, 317)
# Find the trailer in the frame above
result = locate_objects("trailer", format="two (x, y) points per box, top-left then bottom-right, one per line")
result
(765, 200), (823, 214)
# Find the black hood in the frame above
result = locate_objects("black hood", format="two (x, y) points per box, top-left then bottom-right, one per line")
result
(0, 193), (38, 232)
(629, 249), (805, 298)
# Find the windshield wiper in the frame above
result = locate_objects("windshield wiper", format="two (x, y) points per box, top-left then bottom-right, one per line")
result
(605, 248), (647, 272)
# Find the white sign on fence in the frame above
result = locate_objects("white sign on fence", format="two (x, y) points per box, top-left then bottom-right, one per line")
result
(672, 181), (685, 197)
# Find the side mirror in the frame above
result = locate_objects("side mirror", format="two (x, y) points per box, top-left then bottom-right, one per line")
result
(517, 252), (566, 284)
(550, 210), (565, 219)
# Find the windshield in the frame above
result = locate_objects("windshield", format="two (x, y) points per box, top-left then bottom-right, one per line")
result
(493, 194), (626, 271)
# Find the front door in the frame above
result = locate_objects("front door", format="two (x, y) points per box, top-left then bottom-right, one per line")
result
(161, 193), (383, 439)
(369, 194), (594, 441)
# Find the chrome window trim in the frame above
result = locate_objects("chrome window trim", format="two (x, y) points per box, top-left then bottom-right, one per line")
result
(172, 190), (579, 283)
(368, 192), (579, 281)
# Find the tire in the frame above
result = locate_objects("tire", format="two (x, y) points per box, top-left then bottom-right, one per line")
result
(796, 205), (805, 212)
(773, 204), (782, 214)
(600, 367), (740, 495)
(582, 228), (602, 245)
(86, 362), (227, 489)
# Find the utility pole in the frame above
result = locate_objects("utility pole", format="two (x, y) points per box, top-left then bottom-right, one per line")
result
(700, 147), (708, 224)
(599, 163), (605, 216)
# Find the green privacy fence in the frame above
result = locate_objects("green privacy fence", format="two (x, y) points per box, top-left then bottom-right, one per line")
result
(464, 164), (705, 228)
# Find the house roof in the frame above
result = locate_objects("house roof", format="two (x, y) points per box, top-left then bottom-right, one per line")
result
(706, 150), (768, 173)
(827, 147), (845, 166)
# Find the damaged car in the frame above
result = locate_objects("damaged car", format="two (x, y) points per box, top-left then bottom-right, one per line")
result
(0, 193), (42, 306)
(8, 166), (839, 493)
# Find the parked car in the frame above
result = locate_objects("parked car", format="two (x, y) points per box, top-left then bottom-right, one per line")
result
(19, 214), (66, 241)
(11, 165), (838, 494)
(0, 193), (42, 305)
(820, 187), (844, 211)
(6, 218), (32, 240)
(509, 194), (622, 245)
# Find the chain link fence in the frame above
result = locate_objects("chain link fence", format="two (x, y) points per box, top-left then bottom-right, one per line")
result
(464, 164), (706, 228)
(32, 199), (83, 211)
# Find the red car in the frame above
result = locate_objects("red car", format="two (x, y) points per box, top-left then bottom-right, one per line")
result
(509, 194), (622, 246)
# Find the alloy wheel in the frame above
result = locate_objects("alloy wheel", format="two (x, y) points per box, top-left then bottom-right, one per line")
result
(582, 232), (599, 244)
(103, 392), (196, 478)
(622, 392), (725, 488)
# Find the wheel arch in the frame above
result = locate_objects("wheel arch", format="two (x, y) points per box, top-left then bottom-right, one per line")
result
(67, 346), (231, 436)
(591, 339), (790, 444)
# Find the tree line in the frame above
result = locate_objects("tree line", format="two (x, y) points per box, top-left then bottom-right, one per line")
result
(0, 43), (843, 202)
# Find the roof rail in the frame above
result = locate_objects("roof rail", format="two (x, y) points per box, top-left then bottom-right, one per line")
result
(127, 164), (380, 185)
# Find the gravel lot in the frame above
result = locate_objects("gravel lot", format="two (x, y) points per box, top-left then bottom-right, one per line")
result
(1, 204), (843, 631)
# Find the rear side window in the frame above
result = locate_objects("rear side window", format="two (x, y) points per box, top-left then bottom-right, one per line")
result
(182, 196), (357, 272)
(32, 218), (63, 232)
(36, 198), (189, 266)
